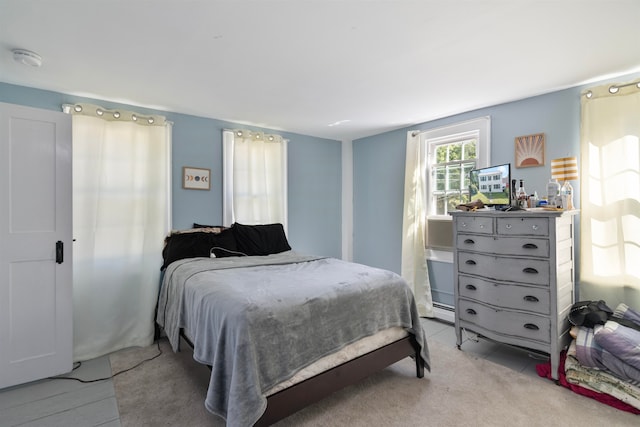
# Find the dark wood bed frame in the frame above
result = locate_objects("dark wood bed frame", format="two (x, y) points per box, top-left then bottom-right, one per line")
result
(179, 329), (424, 426)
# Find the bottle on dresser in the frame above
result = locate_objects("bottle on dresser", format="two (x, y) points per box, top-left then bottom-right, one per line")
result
(547, 179), (561, 208)
(559, 181), (574, 210)
(516, 179), (527, 208)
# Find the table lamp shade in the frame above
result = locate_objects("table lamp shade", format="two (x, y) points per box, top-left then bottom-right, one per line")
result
(551, 157), (578, 181)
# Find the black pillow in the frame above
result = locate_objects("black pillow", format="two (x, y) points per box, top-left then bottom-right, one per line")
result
(232, 223), (291, 256)
(161, 228), (239, 270)
(193, 223), (224, 229)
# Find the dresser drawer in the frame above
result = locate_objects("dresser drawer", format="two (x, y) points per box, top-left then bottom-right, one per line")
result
(457, 275), (550, 314)
(456, 234), (549, 257)
(458, 252), (550, 286)
(458, 299), (551, 343)
(496, 217), (548, 236)
(455, 216), (494, 234)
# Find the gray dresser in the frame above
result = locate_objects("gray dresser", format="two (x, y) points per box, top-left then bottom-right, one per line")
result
(451, 209), (578, 380)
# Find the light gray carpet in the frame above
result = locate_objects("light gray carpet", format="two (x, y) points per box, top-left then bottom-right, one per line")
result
(110, 338), (638, 426)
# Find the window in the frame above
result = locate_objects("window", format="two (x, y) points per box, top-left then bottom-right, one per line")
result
(421, 117), (490, 252)
(222, 129), (288, 229)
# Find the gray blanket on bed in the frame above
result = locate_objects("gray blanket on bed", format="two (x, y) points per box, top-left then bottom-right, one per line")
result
(157, 251), (429, 427)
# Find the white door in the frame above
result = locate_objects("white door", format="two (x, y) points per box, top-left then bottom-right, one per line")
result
(0, 102), (73, 389)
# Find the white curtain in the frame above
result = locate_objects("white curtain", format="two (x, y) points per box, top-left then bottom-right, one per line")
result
(580, 78), (640, 309)
(222, 129), (287, 228)
(401, 131), (433, 317)
(67, 103), (171, 361)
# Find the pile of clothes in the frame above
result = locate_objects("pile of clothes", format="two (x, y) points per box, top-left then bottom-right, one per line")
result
(538, 300), (640, 413)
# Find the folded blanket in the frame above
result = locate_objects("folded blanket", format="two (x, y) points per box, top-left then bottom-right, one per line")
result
(575, 326), (640, 382)
(536, 346), (640, 414)
(565, 341), (640, 412)
(594, 320), (640, 372)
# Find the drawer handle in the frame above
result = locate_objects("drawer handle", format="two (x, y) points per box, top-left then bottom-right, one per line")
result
(505, 224), (512, 229)
(524, 323), (539, 331)
(522, 243), (538, 249)
(465, 260), (477, 265)
(522, 267), (538, 274)
(464, 239), (475, 244)
(523, 295), (539, 302)
(466, 308), (477, 315)
(532, 225), (539, 230)
(461, 222), (467, 227)
(465, 284), (477, 291)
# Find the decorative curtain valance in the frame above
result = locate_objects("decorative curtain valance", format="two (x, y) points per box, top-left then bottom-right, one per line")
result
(62, 103), (168, 126)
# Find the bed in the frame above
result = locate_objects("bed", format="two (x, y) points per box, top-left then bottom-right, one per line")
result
(156, 223), (430, 426)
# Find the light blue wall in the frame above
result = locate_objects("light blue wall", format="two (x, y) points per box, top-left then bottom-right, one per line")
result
(0, 82), (343, 258)
(353, 88), (581, 273)
(352, 71), (640, 286)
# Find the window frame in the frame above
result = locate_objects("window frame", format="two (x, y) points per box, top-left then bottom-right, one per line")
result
(420, 116), (491, 256)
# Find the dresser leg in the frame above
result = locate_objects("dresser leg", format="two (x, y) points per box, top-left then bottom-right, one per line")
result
(550, 352), (560, 381)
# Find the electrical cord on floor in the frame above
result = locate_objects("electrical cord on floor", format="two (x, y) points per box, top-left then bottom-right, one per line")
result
(461, 327), (480, 344)
(47, 339), (163, 384)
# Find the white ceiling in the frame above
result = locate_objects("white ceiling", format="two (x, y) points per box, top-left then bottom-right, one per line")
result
(1, 1), (639, 141)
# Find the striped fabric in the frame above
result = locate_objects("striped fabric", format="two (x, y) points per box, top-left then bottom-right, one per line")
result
(551, 156), (579, 181)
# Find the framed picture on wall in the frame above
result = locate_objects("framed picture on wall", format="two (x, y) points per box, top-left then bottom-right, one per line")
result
(514, 133), (545, 168)
(182, 166), (211, 190)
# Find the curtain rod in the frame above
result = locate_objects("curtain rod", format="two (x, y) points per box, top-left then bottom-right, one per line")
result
(223, 128), (289, 142)
(611, 80), (640, 90)
(62, 103), (172, 125)
(584, 79), (640, 98)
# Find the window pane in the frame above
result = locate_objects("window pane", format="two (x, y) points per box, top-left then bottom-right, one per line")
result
(434, 192), (446, 215)
(462, 162), (475, 190)
(446, 192), (467, 214)
(435, 145), (447, 163)
(437, 189), (473, 214)
(447, 164), (461, 191)
(463, 140), (477, 160)
(434, 166), (446, 191)
(431, 148), (477, 214)
(447, 142), (462, 162)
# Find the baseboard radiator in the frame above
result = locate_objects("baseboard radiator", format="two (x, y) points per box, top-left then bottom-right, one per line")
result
(432, 302), (455, 324)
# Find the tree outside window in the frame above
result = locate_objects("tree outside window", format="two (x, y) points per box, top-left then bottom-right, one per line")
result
(430, 138), (477, 215)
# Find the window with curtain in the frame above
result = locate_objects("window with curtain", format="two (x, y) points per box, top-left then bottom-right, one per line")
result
(222, 129), (288, 229)
(580, 78), (640, 309)
(65, 103), (171, 361)
(401, 117), (490, 319)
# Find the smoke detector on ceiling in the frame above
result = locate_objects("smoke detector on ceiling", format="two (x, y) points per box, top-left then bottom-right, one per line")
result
(12, 49), (43, 67)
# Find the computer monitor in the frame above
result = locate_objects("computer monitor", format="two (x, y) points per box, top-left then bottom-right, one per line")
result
(469, 163), (511, 207)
